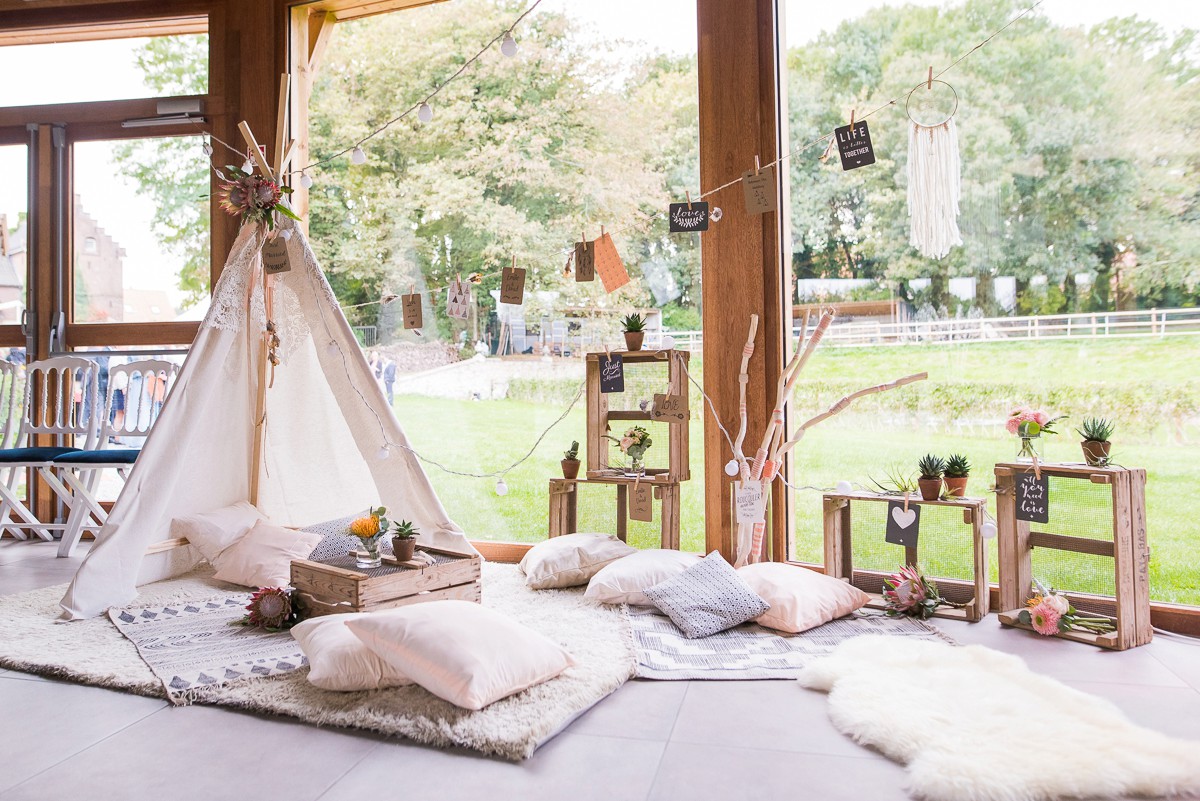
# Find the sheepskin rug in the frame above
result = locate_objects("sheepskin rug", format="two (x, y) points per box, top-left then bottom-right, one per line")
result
(0, 563), (635, 761)
(799, 636), (1200, 801)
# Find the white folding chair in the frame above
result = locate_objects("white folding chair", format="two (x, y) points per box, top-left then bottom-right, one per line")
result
(0, 357), (99, 541)
(56, 359), (178, 556)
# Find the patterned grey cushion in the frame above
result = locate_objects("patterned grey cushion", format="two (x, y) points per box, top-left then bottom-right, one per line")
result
(303, 510), (396, 562)
(643, 551), (770, 639)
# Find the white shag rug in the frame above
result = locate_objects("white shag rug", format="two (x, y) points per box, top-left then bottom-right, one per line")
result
(799, 636), (1200, 801)
(0, 563), (635, 761)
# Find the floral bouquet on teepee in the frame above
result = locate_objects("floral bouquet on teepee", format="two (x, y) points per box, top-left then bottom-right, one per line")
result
(216, 163), (299, 230)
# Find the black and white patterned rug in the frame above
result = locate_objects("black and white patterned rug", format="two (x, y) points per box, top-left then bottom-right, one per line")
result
(630, 608), (955, 680)
(109, 594), (307, 704)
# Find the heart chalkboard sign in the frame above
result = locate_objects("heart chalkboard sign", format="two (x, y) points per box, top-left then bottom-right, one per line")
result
(1015, 473), (1050, 524)
(885, 501), (920, 548)
(834, 120), (876, 171)
(599, 353), (624, 393)
(668, 201), (710, 233)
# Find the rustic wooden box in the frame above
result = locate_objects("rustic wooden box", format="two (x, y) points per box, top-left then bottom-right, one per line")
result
(548, 474), (680, 549)
(290, 546), (482, 617)
(994, 462), (1151, 650)
(823, 492), (990, 622)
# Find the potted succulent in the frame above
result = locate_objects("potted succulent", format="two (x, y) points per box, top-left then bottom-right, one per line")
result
(391, 520), (419, 562)
(916, 454), (945, 501)
(1076, 417), (1115, 467)
(562, 440), (581, 479)
(943, 454), (971, 497)
(621, 313), (646, 351)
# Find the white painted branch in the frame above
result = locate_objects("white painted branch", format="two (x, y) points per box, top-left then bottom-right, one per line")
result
(777, 372), (928, 458)
(731, 314), (759, 477)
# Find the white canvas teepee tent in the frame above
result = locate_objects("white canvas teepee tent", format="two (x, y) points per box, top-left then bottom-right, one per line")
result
(60, 219), (476, 620)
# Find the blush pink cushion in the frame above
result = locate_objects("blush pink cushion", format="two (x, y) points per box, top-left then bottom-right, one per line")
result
(738, 562), (870, 634)
(291, 614), (412, 692)
(346, 600), (576, 710)
(584, 549), (701, 606)
(211, 520), (321, 589)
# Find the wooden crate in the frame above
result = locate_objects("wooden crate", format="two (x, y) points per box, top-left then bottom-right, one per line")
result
(548, 474), (680, 549)
(995, 462), (1151, 650)
(585, 349), (690, 482)
(290, 545), (482, 617)
(823, 492), (990, 622)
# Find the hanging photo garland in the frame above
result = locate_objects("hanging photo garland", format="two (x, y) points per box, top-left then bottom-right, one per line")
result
(906, 75), (962, 260)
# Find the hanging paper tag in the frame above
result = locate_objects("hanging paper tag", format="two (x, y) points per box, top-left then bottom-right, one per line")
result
(742, 165), (777, 214)
(446, 279), (470, 320)
(630, 483), (654, 522)
(593, 233), (630, 293)
(500, 266), (526, 305)
(262, 238), (292, 274)
(599, 353), (624, 393)
(885, 501), (920, 547)
(650, 393), (688, 424)
(669, 201), (710, 233)
(574, 240), (595, 282)
(734, 481), (766, 525)
(401, 293), (423, 330)
(835, 120), (876, 170)
(1015, 473), (1050, 524)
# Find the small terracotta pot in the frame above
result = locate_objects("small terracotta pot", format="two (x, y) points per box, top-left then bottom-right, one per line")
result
(624, 331), (644, 351)
(392, 537), (417, 562)
(943, 476), (969, 497)
(1081, 440), (1111, 467)
(561, 458), (581, 479)
(918, 477), (943, 501)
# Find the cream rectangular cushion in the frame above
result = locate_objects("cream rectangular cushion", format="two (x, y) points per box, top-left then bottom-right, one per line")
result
(519, 532), (637, 589)
(291, 614), (413, 692)
(170, 500), (266, 563)
(346, 600), (576, 710)
(584, 549), (701, 607)
(737, 562), (870, 634)
(212, 520), (322, 589)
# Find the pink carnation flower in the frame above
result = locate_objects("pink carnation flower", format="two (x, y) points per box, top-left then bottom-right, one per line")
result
(1029, 602), (1062, 636)
(1033, 410), (1049, 426)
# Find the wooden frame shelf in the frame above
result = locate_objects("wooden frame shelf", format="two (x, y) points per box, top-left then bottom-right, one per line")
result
(549, 475), (680, 550)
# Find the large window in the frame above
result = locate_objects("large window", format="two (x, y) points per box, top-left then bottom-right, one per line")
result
(307, 0), (704, 548)
(783, 1), (1200, 605)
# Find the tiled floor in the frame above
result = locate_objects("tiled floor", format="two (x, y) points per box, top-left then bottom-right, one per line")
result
(2, 538), (1199, 801)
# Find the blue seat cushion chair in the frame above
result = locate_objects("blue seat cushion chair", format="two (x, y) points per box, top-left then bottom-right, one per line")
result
(0, 446), (82, 463)
(54, 449), (140, 465)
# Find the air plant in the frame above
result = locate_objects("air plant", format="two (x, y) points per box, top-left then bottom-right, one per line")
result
(871, 464), (919, 495)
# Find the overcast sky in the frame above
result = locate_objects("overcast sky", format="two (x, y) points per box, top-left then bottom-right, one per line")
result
(1, 0), (1197, 307)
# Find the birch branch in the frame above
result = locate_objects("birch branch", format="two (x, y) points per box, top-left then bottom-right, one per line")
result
(777, 372), (928, 458)
(731, 314), (759, 477)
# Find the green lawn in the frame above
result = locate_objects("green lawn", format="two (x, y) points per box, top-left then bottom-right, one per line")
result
(398, 335), (1200, 604)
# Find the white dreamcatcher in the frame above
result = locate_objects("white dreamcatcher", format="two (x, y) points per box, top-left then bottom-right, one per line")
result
(906, 72), (962, 260)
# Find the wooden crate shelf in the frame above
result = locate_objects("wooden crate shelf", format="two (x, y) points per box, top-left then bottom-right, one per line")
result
(994, 462), (1151, 650)
(549, 475), (680, 549)
(822, 492), (990, 622)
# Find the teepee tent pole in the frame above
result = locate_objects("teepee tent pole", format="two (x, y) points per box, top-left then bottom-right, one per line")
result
(249, 260), (270, 505)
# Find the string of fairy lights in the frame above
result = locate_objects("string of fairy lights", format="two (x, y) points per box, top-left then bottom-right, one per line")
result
(197, 0), (1045, 493)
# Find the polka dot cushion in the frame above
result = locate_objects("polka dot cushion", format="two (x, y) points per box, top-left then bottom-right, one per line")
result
(643, 551), (770, 639)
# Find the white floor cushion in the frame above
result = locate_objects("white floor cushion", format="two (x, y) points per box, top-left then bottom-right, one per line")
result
(738, 562), (870, 634)
(170, 500), (265, 562)
(584, 549), (701, 607)
(644, 551), (769, 638)
(291, 614), (413, 692)
(346, 600), (576, 710)
(211, 520), (322, 589)
(519, 533), (637, 590)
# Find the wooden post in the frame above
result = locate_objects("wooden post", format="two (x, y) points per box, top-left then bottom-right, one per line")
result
(249, 259), (268, 505)
(615, 483), (628, 542)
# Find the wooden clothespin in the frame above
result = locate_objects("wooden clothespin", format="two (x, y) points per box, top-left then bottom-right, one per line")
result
(511, 254), (516, 270)
(409, 283), (415, 295)
(753, 155), (761, 176)
(685, 191), (692, 210)
(849, 109), (855, 131)
(903, 491), (910, 513)
(927, 66), (933, 90)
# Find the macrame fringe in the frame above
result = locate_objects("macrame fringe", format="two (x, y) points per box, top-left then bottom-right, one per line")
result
(907, 119), (962, 260)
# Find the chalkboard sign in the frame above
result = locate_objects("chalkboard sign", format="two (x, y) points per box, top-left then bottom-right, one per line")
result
(668, 201), (710, 233)
(834, 120), (876, 171)
(574, 240), (595, 282)
(1015, 473), (1050, 524)
(599, 353), (624, 393)
(885, 501), (920, 548)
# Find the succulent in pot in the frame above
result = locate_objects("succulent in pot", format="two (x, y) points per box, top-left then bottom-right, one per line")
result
(942, 454), (971, 497)
(621, 313), (646, 351)
(391, 520), (419, 562)
(1076, 417), (1115, 467)
(562, 440), (581, 479)
(916, 454), (946, 501)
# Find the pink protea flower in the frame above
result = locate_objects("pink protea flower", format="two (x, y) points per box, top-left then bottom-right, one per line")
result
(1029, 602), (1062, 636)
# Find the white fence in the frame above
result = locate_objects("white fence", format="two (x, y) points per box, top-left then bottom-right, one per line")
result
(660, 307), (1200, 353)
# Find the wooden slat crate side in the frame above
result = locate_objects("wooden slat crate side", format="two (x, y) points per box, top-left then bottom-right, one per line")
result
(1129, 469), (1153, 646)
(361, 581), (482, 613)
(291, 562), (361, 605)
(357, 559), (482, 605)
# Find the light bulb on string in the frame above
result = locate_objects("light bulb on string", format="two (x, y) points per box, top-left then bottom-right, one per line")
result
(835, 480), (853, 494)
(662, 335), (676, 349)
(300, 171), (313, 189)
(710, 207), (723, 222)
(202, 141), (213, 157)
(351, 146), (367, 165)
(500, 32), (518, 57)
(417, 102), (434, 123)
(242, 157), (255, 173)
(495, 477), (509, 496)
(377, 445), (391, 461)
(724, 460), (740, 477)
(326, 341), (340, 357)
(981, 521), (997, 539)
